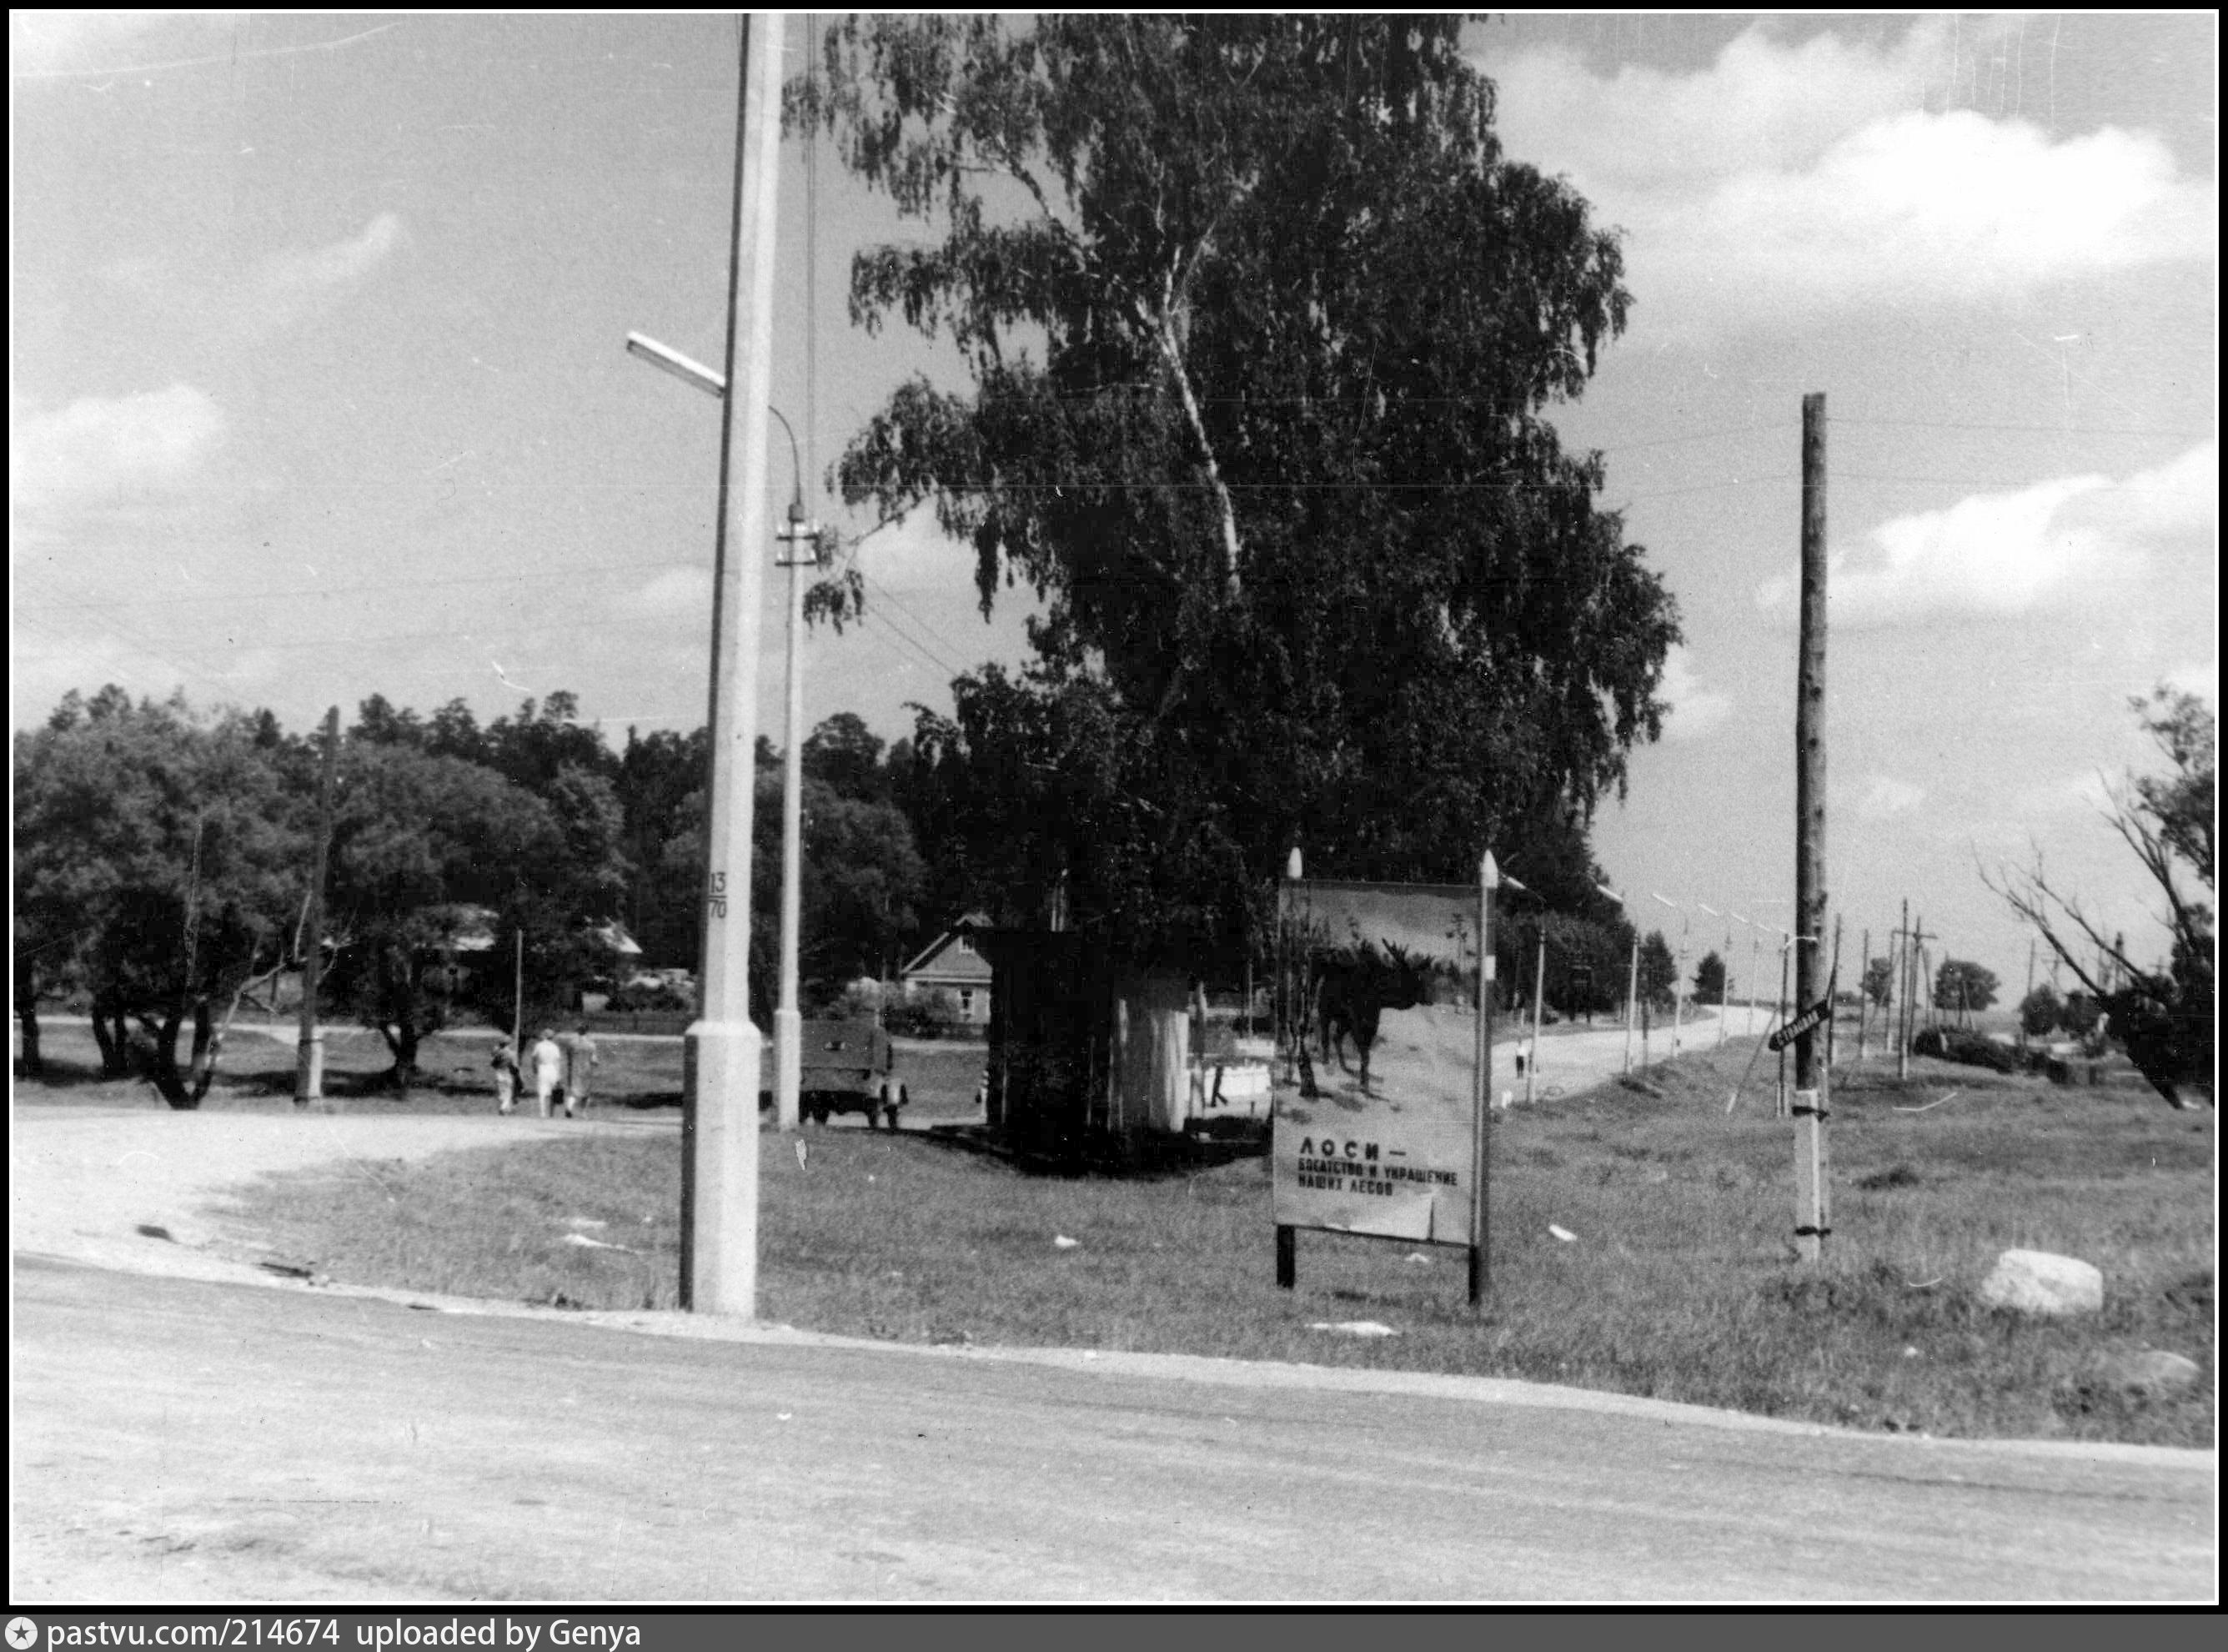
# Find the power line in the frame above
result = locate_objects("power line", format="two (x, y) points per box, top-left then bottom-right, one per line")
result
(1839, 472), (2207, 493)
(1830, 416), (2213, 439)
(858, 592), (966, 680)
(13, 552), (709, 617)
(13, 604), (255, 707)
(858, 573), (975, 671)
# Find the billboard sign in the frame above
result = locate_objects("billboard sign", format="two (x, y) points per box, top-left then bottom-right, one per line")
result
(1274, 876), (1483, 1246)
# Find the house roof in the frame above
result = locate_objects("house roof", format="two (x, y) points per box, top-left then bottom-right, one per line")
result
(899, 911), (995, 982)
(590, 920), (644, 957)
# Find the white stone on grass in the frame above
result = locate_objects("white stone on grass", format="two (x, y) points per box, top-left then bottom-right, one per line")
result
(1978, 1249), (2104, 1317)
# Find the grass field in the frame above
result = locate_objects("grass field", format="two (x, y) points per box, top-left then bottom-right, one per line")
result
(46, 1018), (2202, 1448)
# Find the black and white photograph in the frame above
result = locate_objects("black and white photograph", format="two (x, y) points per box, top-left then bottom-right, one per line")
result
(11, 13), (2215, 1608)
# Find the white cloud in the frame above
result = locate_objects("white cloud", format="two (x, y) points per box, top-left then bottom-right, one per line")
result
(1657, 644), (1732, 741)
(856, 509), (981, 595)
(2010, 770), (2117, 821)
(2162, 660), (2217, 704)
(1756, 439), (2215, 625)
(1493, 23), (1944, 190)
(9, 12), (243, 78)
(1855, 774), (1924, 821)
(249, 214), (405, 332)
(1490, 22), (2215, 334)
(625, 566), (711, 617)
(11, 384), (227, 520)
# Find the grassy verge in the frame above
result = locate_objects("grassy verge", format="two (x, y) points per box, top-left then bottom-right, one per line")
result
(33, 1025), (2212, 1446)
(13, 1022), (987, 1118)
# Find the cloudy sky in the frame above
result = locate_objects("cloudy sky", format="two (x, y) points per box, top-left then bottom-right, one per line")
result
(11, 13), (2216, 995)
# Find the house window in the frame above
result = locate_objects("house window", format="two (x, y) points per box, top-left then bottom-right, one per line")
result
(954, 937), (973, 957)
(960, 989), (975, 1016)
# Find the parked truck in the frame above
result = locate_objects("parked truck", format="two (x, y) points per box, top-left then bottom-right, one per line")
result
(758, 1018), (907, 1128)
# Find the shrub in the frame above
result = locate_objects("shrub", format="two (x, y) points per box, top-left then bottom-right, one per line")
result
(1913, 1025), (2022, 1073)
(607, 981), (695, 1014)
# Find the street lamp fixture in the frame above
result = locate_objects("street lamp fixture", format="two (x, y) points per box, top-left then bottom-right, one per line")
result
(629, 327), (822, 1134)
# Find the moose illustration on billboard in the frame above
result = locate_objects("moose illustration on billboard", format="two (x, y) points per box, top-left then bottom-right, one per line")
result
(1311, 940), (1435, 1093)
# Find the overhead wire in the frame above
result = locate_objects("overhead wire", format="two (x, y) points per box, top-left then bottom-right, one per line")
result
(12, 551), (709, 616)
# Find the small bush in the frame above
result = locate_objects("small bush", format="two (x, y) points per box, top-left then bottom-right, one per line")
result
(1912, 1026), (2021, 1073)
(606, 982), (695, 1014)
(883, 1002), (944, 1038)
(1856, 1162), (1924, 1191)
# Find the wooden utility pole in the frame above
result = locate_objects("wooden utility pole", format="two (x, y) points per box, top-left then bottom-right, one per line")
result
(1856, 926), (1870, 1061)
(1895, 899), (1911, 1082)
(682, 12), (785, 1317)
(1909, 913), (1932, 1045)
(294, 705), (340, 1109)
(1744, 921), (1760, 1038)
(1775, 933), (1792, 1117)
(2020, 938), (2036, 1053)
(1827, 913), (1843, 1068)
(1792, 391), (1830, 1263)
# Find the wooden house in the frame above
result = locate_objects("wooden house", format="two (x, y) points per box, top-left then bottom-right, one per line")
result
(898, 911), (996, 1024)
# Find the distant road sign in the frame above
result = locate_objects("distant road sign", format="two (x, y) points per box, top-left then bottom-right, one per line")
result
(1768, 999), (1833, 1053)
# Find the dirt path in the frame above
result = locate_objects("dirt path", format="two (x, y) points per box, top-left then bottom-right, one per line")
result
(10, 1102), (630, 1287)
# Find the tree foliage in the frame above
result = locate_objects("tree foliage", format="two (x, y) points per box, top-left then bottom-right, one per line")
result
(321, 741), (571, 1085)
(2017, 982), (2061, 1039)
(1931, 958), (1999, 1016)
(1986, 687), (2215, 1107)
(793, 16), (1679, 971)
(1500, 910), (1631, 1020)
(1637, 931), (1677, 1010)
(14, 690), (306, 1105)
(1694, 951), (1728, 1003)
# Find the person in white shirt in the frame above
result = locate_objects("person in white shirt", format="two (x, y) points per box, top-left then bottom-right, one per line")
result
(529, 1029), (565, 1119)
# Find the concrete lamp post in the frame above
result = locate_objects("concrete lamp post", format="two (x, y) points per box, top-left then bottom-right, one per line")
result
(1729, 913), (1761, 1038)
(1696, 902), (1728, 1047)
(625, 329), (822, 1135)
(1650, 893), (1689, 1057)
(1594, 882), (1638, 1075)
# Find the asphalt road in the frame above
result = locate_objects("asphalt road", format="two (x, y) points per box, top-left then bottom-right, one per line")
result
(1498, 1002), (1743, 1103)
(12, 1254), (2214, 1604)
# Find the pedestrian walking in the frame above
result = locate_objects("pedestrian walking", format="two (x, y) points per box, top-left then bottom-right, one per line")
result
(491, 1038), (519, 1114)
(529, 1028), (564, 1119)
(561, 1022), (600, 1117)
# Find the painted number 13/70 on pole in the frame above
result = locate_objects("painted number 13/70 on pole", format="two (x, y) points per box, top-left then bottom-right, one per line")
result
(707, 870), (728, 919)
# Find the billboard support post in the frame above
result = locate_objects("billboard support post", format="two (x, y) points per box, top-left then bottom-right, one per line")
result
(1276, 846), (1300, 1289)
(1469, 851), (1497, 1306)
